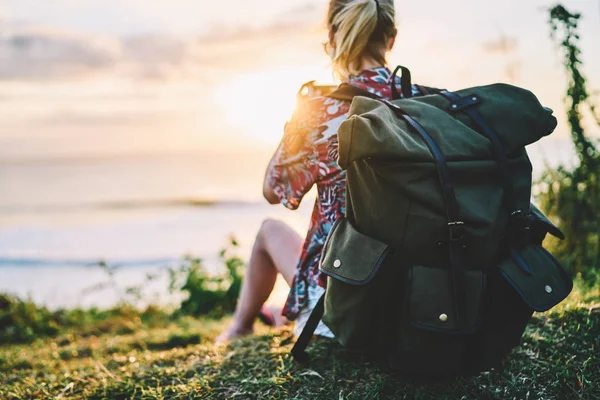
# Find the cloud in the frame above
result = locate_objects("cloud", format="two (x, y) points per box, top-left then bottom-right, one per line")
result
(0, 27), (121, 80)
(30, 110), (176, 128)
(0, 9), (322, 82)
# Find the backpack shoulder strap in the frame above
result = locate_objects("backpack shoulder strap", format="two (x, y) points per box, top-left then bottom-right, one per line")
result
(290, 293), (325, 362)
(328, 82), (444, 103)
(439, 90), (518, 213)
(414, 84), (445, 96)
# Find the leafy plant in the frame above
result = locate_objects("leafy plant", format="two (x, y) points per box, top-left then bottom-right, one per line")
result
(537, 5), (600, 273)
(0, 236), (245, 343)
(0, 294), (171, 343)
(176, 237), (244, 317)
(0, 294), (60, 343)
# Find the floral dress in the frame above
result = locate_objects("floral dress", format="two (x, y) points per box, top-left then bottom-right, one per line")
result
(267, 66), (417, 326)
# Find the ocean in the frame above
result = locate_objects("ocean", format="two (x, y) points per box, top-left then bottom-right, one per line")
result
(0, 139), (576, 309)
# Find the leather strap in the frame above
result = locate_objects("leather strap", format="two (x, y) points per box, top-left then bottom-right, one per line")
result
(439, 90), (518, 213)
(328, 76), (441, 103)
(400, 114), (461, 224)
(391, 107), (467, 327)
(510, 247), (532, 275)
(291, 293), (325, 362)
(331, 88), (468, 328)
(415, 84), (444, 96)
(391, 65), (413, 100)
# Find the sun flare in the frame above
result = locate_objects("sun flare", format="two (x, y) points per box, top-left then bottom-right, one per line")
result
(213, 66), (334, 146)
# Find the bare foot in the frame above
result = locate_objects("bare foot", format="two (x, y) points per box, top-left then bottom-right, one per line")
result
(215, 325), (253, 345)
(259, 305), (290, 328)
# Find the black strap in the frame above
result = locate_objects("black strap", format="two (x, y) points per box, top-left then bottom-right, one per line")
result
(414, 84), (444, 96)
(330, 84), (463, 224)
(439, 91), (518, 212)
(510, 247), (532, 275)
(400, 114), (460, 224)
(392, 108), (467, 327)
(332, 92), (468, 327)
(331, 67), (439, 102)
(291, 293), (325, 362)
(391, 65), (413, 100)
(439, 91), (529, 303)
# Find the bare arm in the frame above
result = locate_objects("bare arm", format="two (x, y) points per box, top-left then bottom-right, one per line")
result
(262, 111), (317, 210)
(263, 151), (280, 205)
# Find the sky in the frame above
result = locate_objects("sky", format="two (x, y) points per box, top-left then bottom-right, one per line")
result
(0, 0), (599, 160)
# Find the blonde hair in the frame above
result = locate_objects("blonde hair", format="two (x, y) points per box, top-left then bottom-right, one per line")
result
(327, 0), (396, 80)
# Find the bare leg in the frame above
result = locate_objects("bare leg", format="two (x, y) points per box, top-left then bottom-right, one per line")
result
(217, 218), (301, 342)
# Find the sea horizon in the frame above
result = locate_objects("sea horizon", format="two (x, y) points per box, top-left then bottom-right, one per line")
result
(0, 137), (580, 308)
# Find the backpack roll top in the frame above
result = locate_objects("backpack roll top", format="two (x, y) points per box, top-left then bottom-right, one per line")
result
(337, 84), (557, 171)
(337, 96), (494, 171)
(449, 84), (558, 152)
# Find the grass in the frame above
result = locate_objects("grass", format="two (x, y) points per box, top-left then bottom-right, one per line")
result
(1, 280), (599, 400)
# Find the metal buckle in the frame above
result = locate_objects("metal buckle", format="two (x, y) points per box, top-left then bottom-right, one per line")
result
(448, 221), (465, 226)
(508, 209), (531, 246)
(448, 221), (465, 241)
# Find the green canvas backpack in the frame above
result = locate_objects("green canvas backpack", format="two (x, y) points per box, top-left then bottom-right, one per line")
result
(291, 66), (573, 376)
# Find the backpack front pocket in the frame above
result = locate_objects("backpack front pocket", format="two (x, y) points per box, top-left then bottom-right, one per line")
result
(320, 217), (389, 285)
(406, 265), (485, 334)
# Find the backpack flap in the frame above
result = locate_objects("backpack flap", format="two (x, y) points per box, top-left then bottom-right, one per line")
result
(320, 218), (389, 285)
(498, 245), (572, 312)
(407, 266), (485, 334)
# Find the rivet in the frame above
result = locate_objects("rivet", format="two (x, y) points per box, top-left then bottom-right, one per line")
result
(439, 313), (448, 322)
(545, 285), (553, 294)
(333, 259), (342, 268)
(451, 104), (458, 109)
(472, 96), (478, 101)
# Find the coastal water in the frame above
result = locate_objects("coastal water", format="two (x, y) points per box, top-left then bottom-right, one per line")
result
(0, 139), (576, 309)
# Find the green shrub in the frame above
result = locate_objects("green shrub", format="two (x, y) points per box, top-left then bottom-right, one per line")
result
(175, 237), (244, 317)
(0, 293), (172, 344)
(0, 237), (245, 343)
(537, 5), (600, 274)
(0, 294), (61, 343)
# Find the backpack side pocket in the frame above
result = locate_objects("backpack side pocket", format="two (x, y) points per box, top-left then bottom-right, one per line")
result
(498, 244), (572, 312)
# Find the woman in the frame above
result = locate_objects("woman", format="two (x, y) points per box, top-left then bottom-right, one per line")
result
(218, 0), (415, 342)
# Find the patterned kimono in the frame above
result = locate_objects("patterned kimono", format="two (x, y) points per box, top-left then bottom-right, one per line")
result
(267, 66), (416, 322)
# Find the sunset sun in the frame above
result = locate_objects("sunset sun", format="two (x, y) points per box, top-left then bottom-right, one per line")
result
(213, 66), (333, 145)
